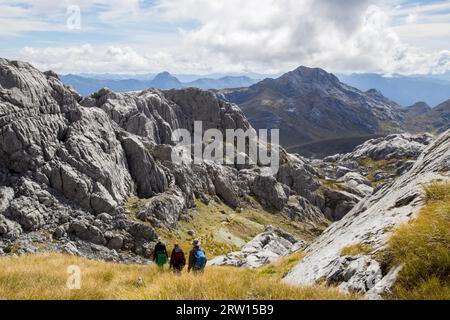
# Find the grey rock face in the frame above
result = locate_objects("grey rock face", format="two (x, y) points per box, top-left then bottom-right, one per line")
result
(0, 215), (22, 240)
(283, 129), (450, 298)
(119, 134), (169, 198)
(337, 173), (373, 198)
(82, 87), (251, 145)
(0, 58), (134, 216)
(341, 133), (433, 161)
(0, 58), (333, 263)
(136, 188), (186, 228)
(3, 57), (436, 271)
(307, 133), (437, 220)
(326, 255), (382, 294)
(209, 226), (305, 268)
(251, 175), (288, 210)
(209, 164), (241, 209)
(282, 196), (328, 226)
(68, 221), (106, 245)
(0, 59), (157, 260)
(321, 187), (362, 221)
(0, 186), (14, 212)
(277, 159), (323, 209)
(365, 265), (403, 300)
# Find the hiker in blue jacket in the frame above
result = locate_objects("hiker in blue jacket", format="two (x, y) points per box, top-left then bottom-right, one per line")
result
(188, 239), (207, 273)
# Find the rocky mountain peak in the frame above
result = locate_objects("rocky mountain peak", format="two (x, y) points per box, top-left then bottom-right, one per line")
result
(262, 65), (341, 94)
(436, 99), (450, 111)
(403, 101), (431, 117)
(221, 65), (406, 157)
(153, 71), (173, 80)
(287, 66), (340, 84)
(365, 88), (384, 97)
(151, 71), (183, 90)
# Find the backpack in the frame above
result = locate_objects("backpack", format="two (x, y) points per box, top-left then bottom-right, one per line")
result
(172, 250), (185, 266)
(156, 251), (167, 265)
(194, 249), (207, 269)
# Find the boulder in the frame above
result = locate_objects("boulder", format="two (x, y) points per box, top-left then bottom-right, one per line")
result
(136, 188), (186, 228)
(337, 172), (373, 198)
(120, 134), (169, 198)
(251, 175), (288, 210)
(326, 255), (382, 294)
(0, 215), (22, 240)
(209, 226), (305, 268)
(341, 133), (433, 161)
(68, 220), (106, 245)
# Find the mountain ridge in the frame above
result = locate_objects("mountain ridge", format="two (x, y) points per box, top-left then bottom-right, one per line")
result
(338, 73), (450, 106)
(60, 73), (258, 96)
(220, 66), (406, 157)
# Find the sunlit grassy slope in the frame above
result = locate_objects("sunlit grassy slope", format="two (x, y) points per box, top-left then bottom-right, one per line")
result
(129, 197), (327, 257)
(3, 183), (447, 300)
(381, 182), (450, 300)
(0, 253), (354, 300)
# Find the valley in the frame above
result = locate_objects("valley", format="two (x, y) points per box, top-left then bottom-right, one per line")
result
(0, 57), (449, 300)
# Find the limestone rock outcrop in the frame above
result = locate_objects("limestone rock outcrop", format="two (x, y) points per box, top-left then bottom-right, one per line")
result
(283, 129), (450, 299)
(209, 226), (305, 268)
(0, 58), (330, 261)
(340, 133), (433, 161)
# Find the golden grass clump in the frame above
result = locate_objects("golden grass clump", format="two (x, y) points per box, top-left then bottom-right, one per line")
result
(257, 252), (306, 280)
(340, 243), (374, 257)
(0, 253), (355, 300)
(383, 182), (450, 300)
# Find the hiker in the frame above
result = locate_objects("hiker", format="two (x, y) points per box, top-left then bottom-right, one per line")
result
(153, 237), (168, 269)
(188, 239), (207, 273)
(169, 243), (186, 273)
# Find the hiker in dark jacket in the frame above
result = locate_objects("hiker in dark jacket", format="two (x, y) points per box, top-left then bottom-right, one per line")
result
(188, 239), (207, 273)
(153, 238), (168, 268)
(169, 243), (186, 273)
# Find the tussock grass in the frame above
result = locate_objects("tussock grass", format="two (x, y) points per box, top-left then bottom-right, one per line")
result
(340, 243), (374, 257)
(258, 252), (306, 280)
(0, 253), (354, 300)
(320, 179), (343, 191)
(424, 182), (450, 202)
(383, 182), (450, 300)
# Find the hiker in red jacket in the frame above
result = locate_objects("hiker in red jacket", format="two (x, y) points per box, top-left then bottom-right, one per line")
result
(169, 243), (186, 273)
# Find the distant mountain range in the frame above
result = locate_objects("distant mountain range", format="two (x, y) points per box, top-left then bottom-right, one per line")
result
(63, 70), (450, 108)
(184, 76), (256, 90)
(60, 73), (259, 96)
(338, 73), (450, 107)
(220, 67), (450, 157)
(61, 67), (450, 158)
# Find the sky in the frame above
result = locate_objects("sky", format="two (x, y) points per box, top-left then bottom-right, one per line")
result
(0, 0), (449, 75)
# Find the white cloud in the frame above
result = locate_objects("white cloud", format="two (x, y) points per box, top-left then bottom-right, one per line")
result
(6, 0), (450, 75)
(19, 44), (170, 73)
(155, 0), (450, 75)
